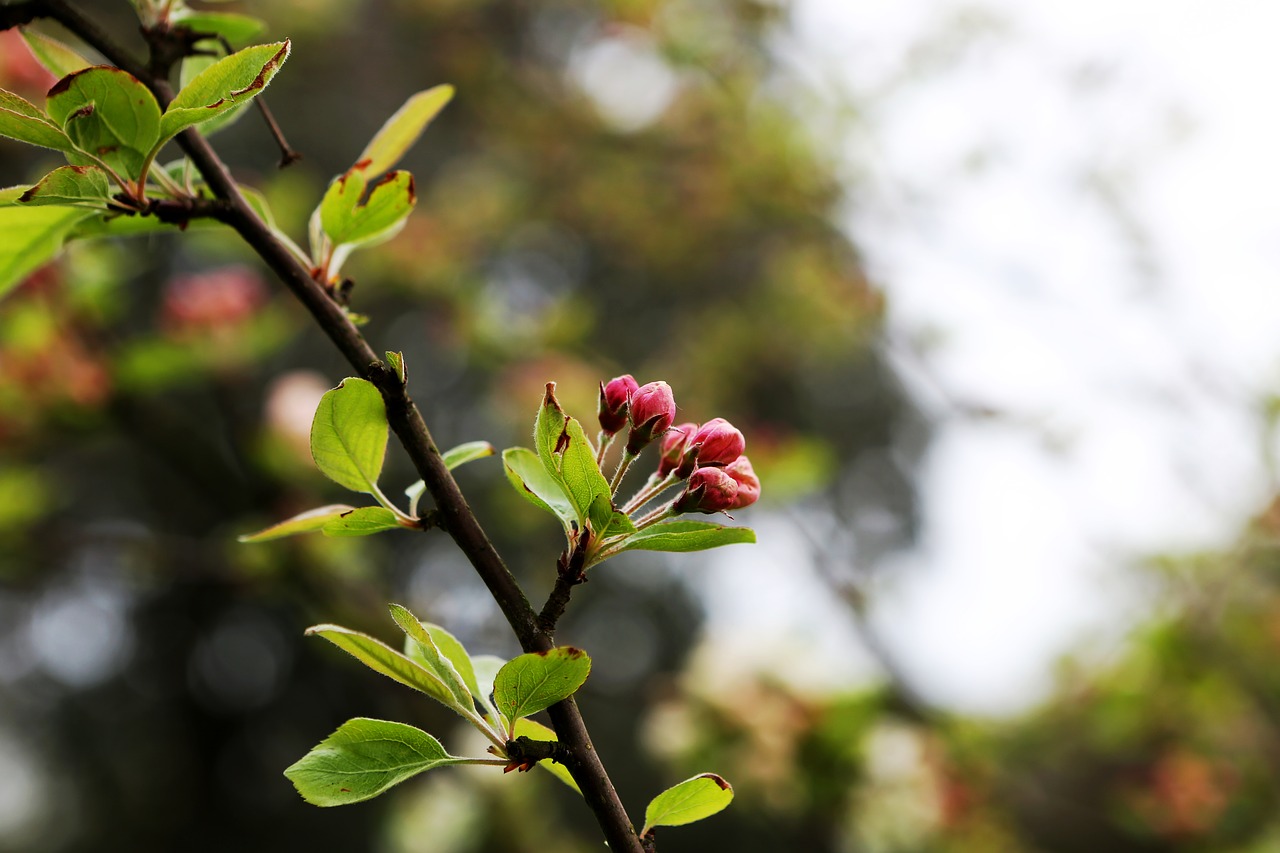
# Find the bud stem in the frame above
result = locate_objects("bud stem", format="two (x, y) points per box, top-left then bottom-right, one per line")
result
(595, 431), (616, 467)
(632, 503), (677, 530)
(609, 451), (637, 496)
(621, 472), (680, 514)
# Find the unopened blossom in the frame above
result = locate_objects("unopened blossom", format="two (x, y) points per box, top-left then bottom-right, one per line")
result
(625, 381), (676, 454)
(597, 374), (638, 436)
(691, 418), (745, 467)
(657, 422), (698, 478)
(673, 466), (739, 514)
(724, 456), (760, 509)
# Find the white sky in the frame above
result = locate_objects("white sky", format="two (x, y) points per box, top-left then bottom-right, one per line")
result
(693, 0), (1280, 715)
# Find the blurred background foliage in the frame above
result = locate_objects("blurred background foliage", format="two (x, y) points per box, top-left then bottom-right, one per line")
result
(0, 1), (1276, 852)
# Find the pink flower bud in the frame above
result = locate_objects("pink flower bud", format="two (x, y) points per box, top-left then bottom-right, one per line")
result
(724, 455), (760, 509)
(625, 381), (676, 454)
(598, 374), (638, 435)
(691, 418), (745, 467)
(657, 422), (698, 477)
(673, 466), (739, 514)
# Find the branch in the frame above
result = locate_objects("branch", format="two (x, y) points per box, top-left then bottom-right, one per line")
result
(2, 4), (643, 850)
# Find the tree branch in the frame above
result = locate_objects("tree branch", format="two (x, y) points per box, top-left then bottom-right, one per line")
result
(3, 3), (643, 850)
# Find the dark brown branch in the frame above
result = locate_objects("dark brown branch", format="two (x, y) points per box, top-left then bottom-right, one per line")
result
(2, 3), (643, 851)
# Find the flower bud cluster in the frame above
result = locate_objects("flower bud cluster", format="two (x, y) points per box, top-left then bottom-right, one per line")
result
(599, 373), (759, 516)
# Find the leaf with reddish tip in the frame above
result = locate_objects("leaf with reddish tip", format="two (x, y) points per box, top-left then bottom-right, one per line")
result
(159, 40), (289, 145)
(47, 66), (162, 179)
(642, 774), (734, 835)
(237, 504), (357, 543)
(493, 647), (592, 724)
(18, 165), (112, 207)
(319, 167), (416, 248)
(357, 85), (454, 176)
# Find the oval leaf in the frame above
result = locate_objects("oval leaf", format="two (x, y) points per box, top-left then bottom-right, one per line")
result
(493, 647), (591, 723)
(558, 416), (613, 532)
(310, 377), (388, 494)
(403, 620), (480, 701)
(237, 504), (357, 543)
(47, 67), (162, 178)
(0, 89), (76, 153)
(502, 446), (576, 531)
(322, 505), (402, 536)
(305, 623), (469, 716)
(357, 84), (454, 176)
(18, 165), (112, 207)
(618, 520), (756, 553)
(285, 717), (467, 807)
(172, 11), (267, 45)
(159, 40), (290, 144)
(642, 773), (734, 835)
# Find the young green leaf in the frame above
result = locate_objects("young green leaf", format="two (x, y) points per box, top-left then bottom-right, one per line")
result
(404, 441), (495, 512)
(502, 447), (576, 531)
(18, 29), (92, 79)
(237, 504), (357, 543)
(322, 505), (402, 536)
(533, 382), (569, 479)
(557, 416), (614, 532)
(0, 89), (77, 153)
(285, 717), (469, 806)
(158, 40), (289, 144)
(18, 165), (113, 207)
(385, 350), (406, 383)
(319, 168), (415, 247)
(0, 205), (93, 299)
(171, 11), (267, 45)
(177, 54), (249, 137)
(357, 84), (454, 176)
(47, 67), (162, 178)
(305, 624), (468, 716)
(388, 604), (473, 709)
(617, 520), (756, 553)
(471, 654), (506, 727)
(493, 648), (591, 724)
(310, 377), (388, 494)
(512, 718), (581, 794)
(403, 621), (481, 701)
(642, 774), (734, 836)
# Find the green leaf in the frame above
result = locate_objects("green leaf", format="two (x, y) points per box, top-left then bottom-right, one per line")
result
(0, 205), (93, 300)
(493, 648), (591, 723)
(404, 441), (495, 509)
(357, 84), (453, 176)
(67, 208), (225, 239)
(47, 67), (162, 178)
(618, 520), (756, 553)
(512, 718), (581, 794)
(502, 447), (576, 531)
(18, 29), (92, 79)
(177, 54), (249, 137)
(322, 505), (402, 536)
(285, 717), (468, 807)
(237, 504), (357, 542)
(172, 11), (267, 45)
(319, 168), (415, 248)
(388, 604), (473, 710)
(471, 654), (506, 726)
(0, 89), (77, 153)
(403, 621), (480, 701)
(386, 350), (406, 383)
(558, 417), (614, 533)
(309, 377), (388, 494)
(533, 382), (569, 480)
(159, 40), (289, 145)
(642, 774), (734, 835)
(305, 624), (468, 715)
(17, 165), (112, 207)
